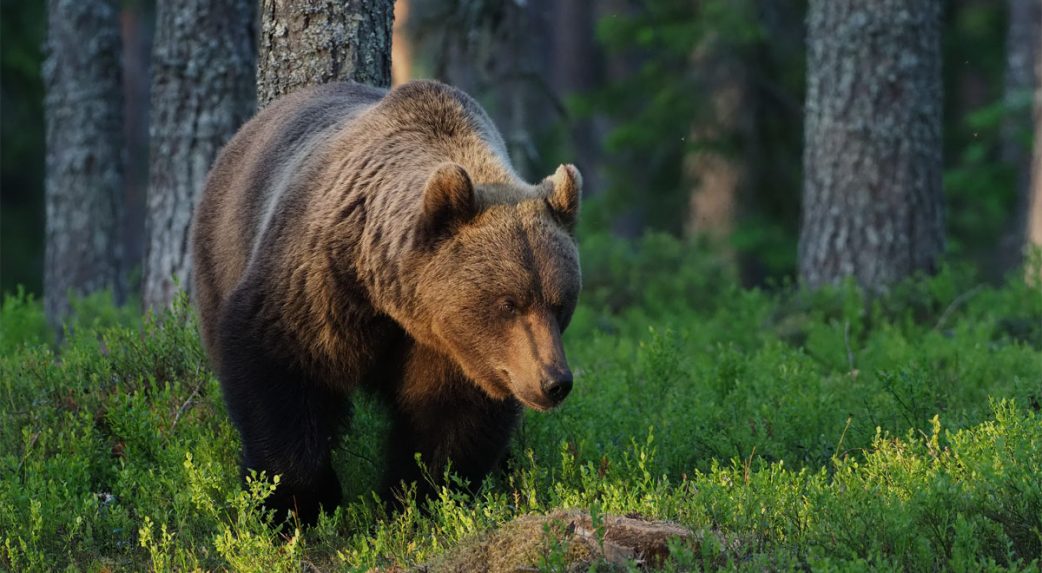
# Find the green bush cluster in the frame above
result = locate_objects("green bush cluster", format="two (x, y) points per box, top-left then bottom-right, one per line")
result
(1, 236), (1040, 571)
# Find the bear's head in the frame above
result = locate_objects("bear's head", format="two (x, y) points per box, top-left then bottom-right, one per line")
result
(415, 162), (582, 411)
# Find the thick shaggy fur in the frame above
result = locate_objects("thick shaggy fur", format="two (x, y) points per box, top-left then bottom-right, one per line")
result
(191, 80), (581, 523)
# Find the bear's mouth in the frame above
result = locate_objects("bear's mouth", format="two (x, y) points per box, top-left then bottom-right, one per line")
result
(499, 369), (555, 412)
(518, 397), (553, 412)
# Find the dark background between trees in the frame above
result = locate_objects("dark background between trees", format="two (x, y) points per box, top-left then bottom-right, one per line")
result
(2, 0), (1040, 325)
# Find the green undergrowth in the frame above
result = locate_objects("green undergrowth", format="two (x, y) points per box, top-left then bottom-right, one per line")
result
(2, 235), (1041, 571)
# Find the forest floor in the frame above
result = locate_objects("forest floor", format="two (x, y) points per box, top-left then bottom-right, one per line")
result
(2, 235), (1041, 572)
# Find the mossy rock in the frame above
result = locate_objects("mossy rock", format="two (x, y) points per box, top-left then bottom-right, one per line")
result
(420, 509), (704, 572)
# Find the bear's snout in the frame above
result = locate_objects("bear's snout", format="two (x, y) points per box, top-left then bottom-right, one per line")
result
(540, 366), (573, 406)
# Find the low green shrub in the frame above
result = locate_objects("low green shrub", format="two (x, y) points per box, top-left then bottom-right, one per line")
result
(1, 235), (1040, 571)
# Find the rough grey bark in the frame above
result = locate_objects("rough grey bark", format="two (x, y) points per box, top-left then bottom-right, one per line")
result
(257, 0), (394, 107)
(1000, 0), (1041, 271)
(143, 0), (257, 311)
(799, 0), (944, 292)
(43, 0), (125, 327)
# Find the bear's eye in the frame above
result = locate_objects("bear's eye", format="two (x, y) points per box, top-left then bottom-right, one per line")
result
(499, 297), (519, 317)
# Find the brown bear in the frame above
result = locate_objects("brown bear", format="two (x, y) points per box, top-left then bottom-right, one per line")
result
(190, 80), (582, 524)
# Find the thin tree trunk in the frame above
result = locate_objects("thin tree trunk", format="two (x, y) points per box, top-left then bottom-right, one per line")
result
(553, 0), (603, 197)
(601, 0), (646, 237)
(1001, 0), (1042, 272)
(1030, 109), (1042, 257)
(684, 36), (750, 244)
(799, 0), (944, 292)
(143, 0), (256, 311)
(257, 0), (394, 107)
(1029, 21), (1042, 266)
(121, 5), (153, 289)
(392, 0), (412, 86)
(43, 0), (125, 327)
(685, 151), (741, 244)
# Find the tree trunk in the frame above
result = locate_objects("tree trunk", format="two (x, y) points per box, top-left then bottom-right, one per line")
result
(553, 0), (604, 197)
(684, 35), (751, 244)
(601, 0), (646, 237)
(1029, 21), (1042, 266)
(391, 0), (412, 85)
(257, 0), (394, 107)
(43, 0), (125, 327)
(121, 5), (153, 291)
(1030, 107), (1042, 260)
(1001, 0), (1042, 272)
(799, 0), (944, 292)
(502, 0), (556, 177)
(143, 0), (256, 311)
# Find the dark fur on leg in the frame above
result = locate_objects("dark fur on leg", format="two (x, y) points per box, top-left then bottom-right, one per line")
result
(380, 345), (520, 510)
(217, 290), (349, 526)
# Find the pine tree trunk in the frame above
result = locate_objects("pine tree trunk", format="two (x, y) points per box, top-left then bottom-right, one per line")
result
(43, 0), (125, 327)
(1003, 0), (1041, 181)
(1030, 108), (1042, 260)
(1028, 22), (1042, 265)
(257, 0), (394, 107)
(143, 0), (257, 311)
(553, 0), (603, 197)
(501, 0), (555, 176)
(684, 35), (751, 245)
(1001, 0), (1041, 272)
(799, 0), (944, 292)
(391, 0), (412, 85)
(121, 5), (153, 283)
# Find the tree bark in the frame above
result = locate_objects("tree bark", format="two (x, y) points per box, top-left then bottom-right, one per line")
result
(257, 0), (394, 107)
(43, 0), (125, 327)
(1001, 0), (1042, 272)
(143, 0), (256, 311)
(1030, 107), (1042, 258)
(684, 35), (751, 244)
(799, 0), (944, 292)
(501, 0), (556, 176)
(1029, 19), (1042, 265)
(121, 6), (153, 288)
(553, 0), (604, 197)
(391, 0), (412, 85)
(1002, 0), (1041, 180)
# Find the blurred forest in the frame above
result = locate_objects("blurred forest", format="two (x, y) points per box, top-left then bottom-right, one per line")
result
(0, 0), (1038, 303)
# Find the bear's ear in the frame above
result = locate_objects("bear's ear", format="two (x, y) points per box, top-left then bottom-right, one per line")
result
(420, 162), (477, 241)
(544, 164), (582, 231)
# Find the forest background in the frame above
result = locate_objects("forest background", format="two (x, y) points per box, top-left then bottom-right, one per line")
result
(3, 0), (1039, 303)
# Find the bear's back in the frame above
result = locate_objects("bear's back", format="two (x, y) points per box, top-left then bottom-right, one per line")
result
(191, 80), (523, 363)
(191, 82), (385, 356)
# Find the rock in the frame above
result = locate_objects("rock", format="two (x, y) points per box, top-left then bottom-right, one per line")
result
(419, 509), (705, 572)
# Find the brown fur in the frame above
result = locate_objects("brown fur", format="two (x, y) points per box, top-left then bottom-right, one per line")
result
(190, 80), (582, 523)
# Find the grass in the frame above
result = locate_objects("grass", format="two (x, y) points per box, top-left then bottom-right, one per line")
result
(1, 234), (1041, 571)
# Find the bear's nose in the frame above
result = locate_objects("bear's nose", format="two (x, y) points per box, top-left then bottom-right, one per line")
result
(541, 368), (573, 405)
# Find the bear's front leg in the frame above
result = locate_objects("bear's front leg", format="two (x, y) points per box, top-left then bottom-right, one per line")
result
(216, 298), (349, 526)
(382, 352), (521, 508)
